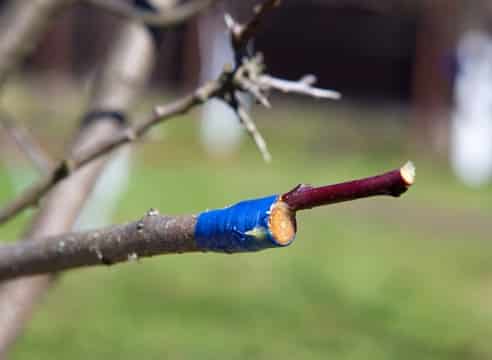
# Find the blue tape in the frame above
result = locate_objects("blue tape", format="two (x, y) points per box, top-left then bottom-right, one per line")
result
(195, 195), (287, 253)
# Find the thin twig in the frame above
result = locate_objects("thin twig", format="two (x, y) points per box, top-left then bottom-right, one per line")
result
(85, 0), (218, 26)
(282, 162), (416, 211)
(0, 0), (340, 225)
(236, 101), (272, 162)
(0, 111), (54, 174)
(258, 74), (341, 100)
(0, 76), (219, 226)
(228, 0), (282, 50)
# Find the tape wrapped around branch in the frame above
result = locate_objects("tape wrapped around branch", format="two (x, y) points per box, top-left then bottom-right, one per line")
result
(195, 195), (296, 253)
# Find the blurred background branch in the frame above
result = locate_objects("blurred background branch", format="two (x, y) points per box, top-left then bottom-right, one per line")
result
(0, 3), (157, 354)
(0, 1), (340, 225)
(0, 111), (54, 174)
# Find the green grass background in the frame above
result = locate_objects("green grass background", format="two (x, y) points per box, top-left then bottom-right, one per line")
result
(1, 99), (492, 359)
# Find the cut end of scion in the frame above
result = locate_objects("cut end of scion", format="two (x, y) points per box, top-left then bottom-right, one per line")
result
(400, 161), (415, 186)
(268, 200), (296, 246)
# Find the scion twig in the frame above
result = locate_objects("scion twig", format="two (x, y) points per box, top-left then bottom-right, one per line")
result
(282, 162), (416, 211)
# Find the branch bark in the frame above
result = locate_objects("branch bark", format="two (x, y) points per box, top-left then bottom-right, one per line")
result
(0, 18), (156, 355)
(0, 214), (197, 281)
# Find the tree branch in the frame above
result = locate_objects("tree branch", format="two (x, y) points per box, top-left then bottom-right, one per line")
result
(0, 1), (340, 226)
(0, 111), (54, 174)
(0, 87), (210, 226)
(85, 0), (219, 26)
(0, 18), (156, 354)
(0, 162), (415, 280)
(258, 74), (341, 100)
(234, 96), (272, 162)
(226, 0), (281, 51)
(281, 161), (415, 211)
(0, 213), (197, 281)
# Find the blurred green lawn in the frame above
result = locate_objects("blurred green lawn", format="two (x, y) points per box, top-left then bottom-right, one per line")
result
(1, 101), (492, 359)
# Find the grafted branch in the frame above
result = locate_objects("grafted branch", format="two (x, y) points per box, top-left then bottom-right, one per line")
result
(0, 162), (415, 280)
(281, 162), (415, 211)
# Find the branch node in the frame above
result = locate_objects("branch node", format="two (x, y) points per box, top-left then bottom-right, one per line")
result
(224, 13), (240, 34)
(146, 208), (159, 217)
(124, 128), (137, 141)
(195, 81), (221, 103)
(91, 246), (103, 260)
(53, 160), (73, 182)
(57, 240), (66, 254)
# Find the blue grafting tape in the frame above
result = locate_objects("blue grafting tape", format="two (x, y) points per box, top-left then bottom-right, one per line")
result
(195, 195), (289, 253)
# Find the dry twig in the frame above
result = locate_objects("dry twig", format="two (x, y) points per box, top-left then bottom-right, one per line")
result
(258, 74), (341, 100)
(0, 0), (340, 225)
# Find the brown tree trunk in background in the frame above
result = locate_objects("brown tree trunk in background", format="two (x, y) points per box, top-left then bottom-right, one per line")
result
(0, 18), (156, 355)
(28, 4), (75, 89)
(0, 0), (74, 86)
(410, 0), (459, 157)
(70, 3), (125, 79)
(182, 18), (201, 90)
